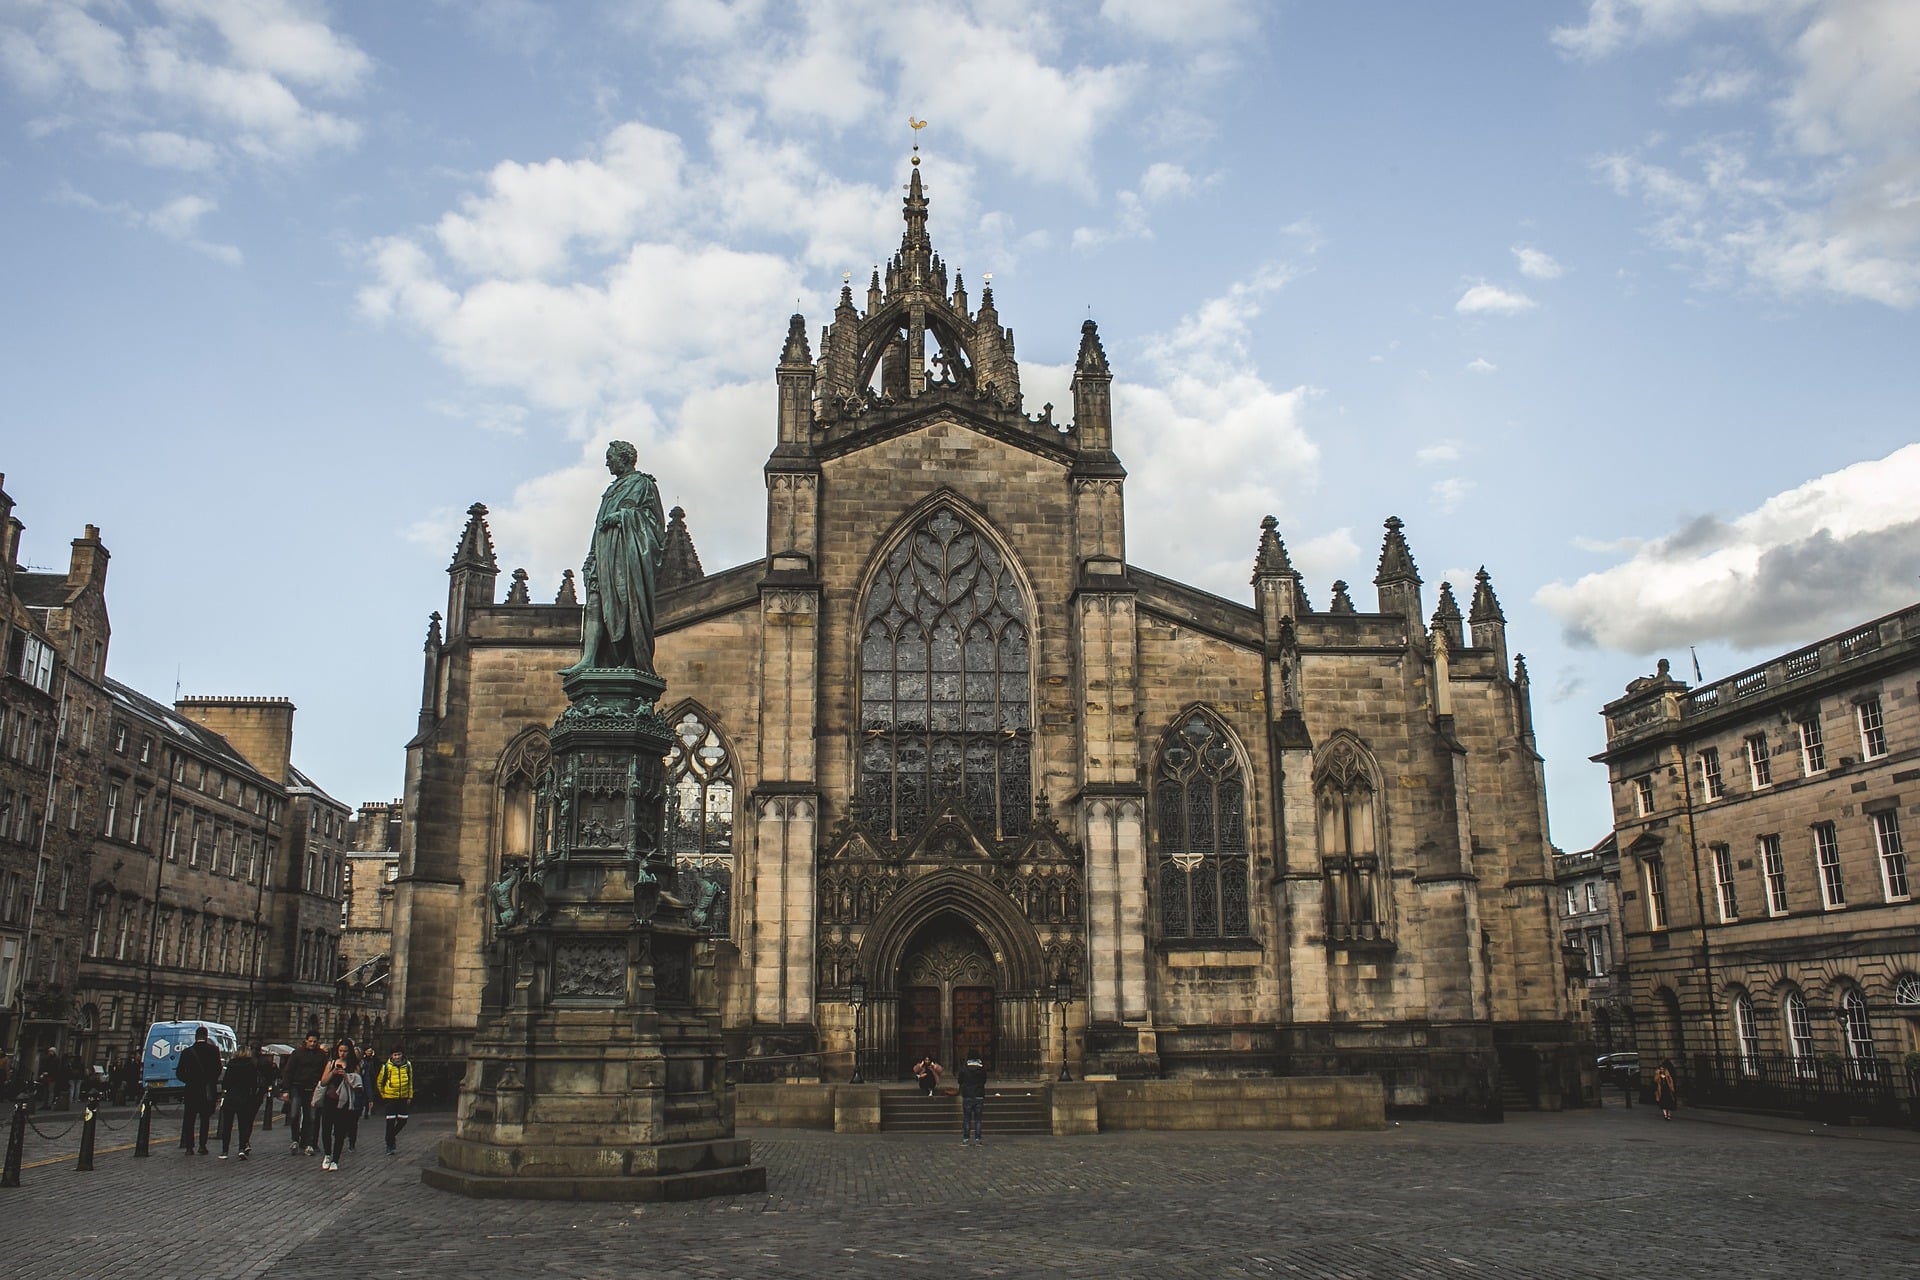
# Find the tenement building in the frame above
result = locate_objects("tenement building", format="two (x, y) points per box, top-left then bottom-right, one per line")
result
(389, 159), (1571, 1111)
(0, 476), (111, 1066)
(1552, 833), (1633, 1054)
(1596, 604), (1920, 1079)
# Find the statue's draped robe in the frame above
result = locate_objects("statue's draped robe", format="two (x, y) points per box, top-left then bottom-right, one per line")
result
(583, 469), (665, 671)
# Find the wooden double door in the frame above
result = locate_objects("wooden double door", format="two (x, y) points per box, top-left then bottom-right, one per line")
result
(897, 920), (996, 1076)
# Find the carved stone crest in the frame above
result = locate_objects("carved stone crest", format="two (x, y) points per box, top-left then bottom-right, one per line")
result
(551, 940), (626, 1000)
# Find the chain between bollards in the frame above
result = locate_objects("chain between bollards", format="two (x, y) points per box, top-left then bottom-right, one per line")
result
(133, 1088), (153, 1158)
(2, 1100), (26, 1187)
(77, 1096), (98, 1171)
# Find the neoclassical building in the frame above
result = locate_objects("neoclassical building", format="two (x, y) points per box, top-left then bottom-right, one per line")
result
(389, 160), (1571, 1111)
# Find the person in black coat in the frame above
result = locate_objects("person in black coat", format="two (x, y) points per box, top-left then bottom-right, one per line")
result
(281, 1033), (327, 1155)
(174, 1026), (223, 1153)
(958, 1055), (988, 1146)
(215, 1046), (263, 1159)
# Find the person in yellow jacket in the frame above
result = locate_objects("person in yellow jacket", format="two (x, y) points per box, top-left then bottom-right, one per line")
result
(374, 1045), (414, 1156)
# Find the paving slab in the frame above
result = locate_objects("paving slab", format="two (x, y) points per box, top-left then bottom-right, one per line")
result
(1, 1103), (1915, 1279)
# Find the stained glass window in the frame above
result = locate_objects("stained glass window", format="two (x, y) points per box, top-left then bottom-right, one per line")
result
(1316, 736), (1387, 942)
(857, 509), (1032, 842)
(1153, 712), (1250, 940)
(666, 708), (733, 933)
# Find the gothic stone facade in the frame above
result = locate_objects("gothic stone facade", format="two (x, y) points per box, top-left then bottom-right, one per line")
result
(1597, 604), (1920, 1080)
(390, 166), (1570, 1110)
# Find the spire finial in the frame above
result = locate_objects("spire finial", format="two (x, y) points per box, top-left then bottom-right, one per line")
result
(1252, 514), (1297, 579)
(1374, 515), (1421, 586)
(1469, 565), (1506, 625)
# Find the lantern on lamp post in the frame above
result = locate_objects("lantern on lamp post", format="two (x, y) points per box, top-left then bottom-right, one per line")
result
(848, 972), (867, 1085)
(1052, 969), (1074, 1082)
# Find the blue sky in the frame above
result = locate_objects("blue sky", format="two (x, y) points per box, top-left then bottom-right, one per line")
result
(3, 0), (1917, 847)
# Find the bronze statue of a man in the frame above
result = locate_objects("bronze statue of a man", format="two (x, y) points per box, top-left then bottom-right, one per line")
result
(562, 440), (665, 675)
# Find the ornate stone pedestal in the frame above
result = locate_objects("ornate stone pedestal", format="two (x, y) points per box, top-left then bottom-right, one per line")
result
(425, 669), (765, 1201)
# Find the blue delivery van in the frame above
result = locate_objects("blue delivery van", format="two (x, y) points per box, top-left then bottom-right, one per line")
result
(142, 1021), (239, 1094)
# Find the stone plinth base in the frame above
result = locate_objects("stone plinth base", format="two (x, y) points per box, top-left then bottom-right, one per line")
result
(424, 1134), (765, 1201)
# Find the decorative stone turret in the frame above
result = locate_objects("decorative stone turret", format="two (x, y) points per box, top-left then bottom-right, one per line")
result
(505, 568), (530, 606)
(1429, 580), (1464, 651)
(554, 570), (578, 606)
(1328, 580), (1356, 614)
(1252, 515), (1308, 621)
(1373, 516), (1424, 627)
(1468, 567), (1508, 667)
(1071, 319), (1113, 455)
(446, 503), (498, 638)
(659, 506), (705, 591)
(776, 313), (815, 449)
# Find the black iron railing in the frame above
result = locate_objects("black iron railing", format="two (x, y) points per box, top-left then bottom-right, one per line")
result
(1680, 1053), (1919, 1129)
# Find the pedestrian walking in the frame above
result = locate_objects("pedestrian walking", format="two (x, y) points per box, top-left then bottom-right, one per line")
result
(912, 1054), (943, 1097)
(216, 1046), (264, 1160)
(312, 1041), (365, 1172)
(174, 1026), (223, 1154)
(1653, 1059), (1679, 1121)
(282, 1033), (327, 1155)
(958, 1054), (987, 1145)
(360, 1047), (380, 1121)
(374, 1045), (414, 1156)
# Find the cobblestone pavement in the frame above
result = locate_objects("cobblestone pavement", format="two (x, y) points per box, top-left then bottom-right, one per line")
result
(3, 1102), (1916, 1280)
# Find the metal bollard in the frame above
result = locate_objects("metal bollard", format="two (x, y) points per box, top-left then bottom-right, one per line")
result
(2, 1100), (26, 1187)
(78, 1097), (98, 1171)
(133, 1089), (153, 1158)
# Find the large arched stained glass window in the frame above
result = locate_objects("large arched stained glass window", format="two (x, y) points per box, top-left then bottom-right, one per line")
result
(857, 508), (1032, 842)
(1153, 712), (1251, 940)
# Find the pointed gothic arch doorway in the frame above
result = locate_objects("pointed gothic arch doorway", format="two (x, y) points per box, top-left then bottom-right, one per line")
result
(897, 915), (997, 1075)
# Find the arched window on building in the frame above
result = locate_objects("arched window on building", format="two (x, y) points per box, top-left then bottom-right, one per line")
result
(1784, 988), (1816, 1076)
(1152, 710), (1251, 941)
(496, 729), (551, 877)
(1315, 734), (1387, 943)
(1839, 986), (1877, 1081)
(1732, 989), (1759, 1075)
(665, 706), (735, 936)
(856, 506), (1032, 843)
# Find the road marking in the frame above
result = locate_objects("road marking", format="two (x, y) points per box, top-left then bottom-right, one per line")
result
(22, 1141), (137, 1170)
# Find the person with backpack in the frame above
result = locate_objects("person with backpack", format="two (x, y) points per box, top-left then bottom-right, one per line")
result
(375, 1045), (415, 1156)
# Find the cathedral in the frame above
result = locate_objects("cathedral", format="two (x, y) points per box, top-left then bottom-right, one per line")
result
(389, 156), (1574, 1113)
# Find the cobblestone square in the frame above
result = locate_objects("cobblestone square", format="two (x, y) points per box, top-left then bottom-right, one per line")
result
(2, 1105), (1915, 1279)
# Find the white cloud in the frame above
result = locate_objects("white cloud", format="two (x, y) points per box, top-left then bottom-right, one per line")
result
(1569, 0), (1920, 309)
(1073, 161), (1201, 251)
(639, 1), (1143, 191)
(1100, 0), (1260, 46)
(1431, 477), (1475, 513)
(1537, 443), (1920, 653)
(1465, 357), (1497, 374)
(0, 0), (369, 166)
(1666, 63), (1760, 106)
(1551, 1), (1817, 60)
(433, 123), (689, 279)
(1119, 266), (1321, 595)
(104, 128), (222, 171)
(1416, 440), (1461, 465)
(1455, 283), (1536, 315)
(1511, 245), (1564, 279)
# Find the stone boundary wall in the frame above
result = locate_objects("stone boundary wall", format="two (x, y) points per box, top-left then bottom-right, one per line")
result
(735, 1077), (1386, 1133)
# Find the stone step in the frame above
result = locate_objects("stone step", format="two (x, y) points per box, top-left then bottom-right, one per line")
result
(879, 1089), (1051, 1135)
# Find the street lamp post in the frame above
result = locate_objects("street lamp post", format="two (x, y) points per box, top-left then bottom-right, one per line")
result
(1053, 969), (1073, 1082)
(848, 973), (866, 1085)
